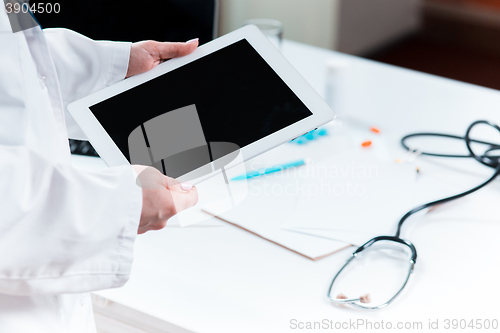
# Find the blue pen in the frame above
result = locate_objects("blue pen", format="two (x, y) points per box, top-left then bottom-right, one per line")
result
(231, 159), (307, 181)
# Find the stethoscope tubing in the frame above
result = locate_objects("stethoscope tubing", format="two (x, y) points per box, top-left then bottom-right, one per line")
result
(395, 164), (500, 238)
(329, 120), (500, 310)
(397, 120), (500, 237)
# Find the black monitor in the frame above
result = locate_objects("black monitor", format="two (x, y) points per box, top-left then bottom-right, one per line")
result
(30, 0), (218, 45)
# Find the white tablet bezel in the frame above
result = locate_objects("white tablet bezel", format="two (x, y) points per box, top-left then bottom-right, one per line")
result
(68, 25), (335, 170)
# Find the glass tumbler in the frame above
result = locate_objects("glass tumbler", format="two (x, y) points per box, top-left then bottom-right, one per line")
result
(242, 18), (284, 50)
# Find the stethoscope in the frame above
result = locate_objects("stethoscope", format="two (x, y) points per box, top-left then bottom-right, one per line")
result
(327, 120), (500, 310)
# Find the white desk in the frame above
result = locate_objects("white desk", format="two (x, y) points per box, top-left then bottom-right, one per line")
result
(76, 40), (500, 333)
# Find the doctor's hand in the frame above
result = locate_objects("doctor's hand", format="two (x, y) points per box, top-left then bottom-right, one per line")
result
(132, 165), (198, 234)
(126, 39), (199, 78)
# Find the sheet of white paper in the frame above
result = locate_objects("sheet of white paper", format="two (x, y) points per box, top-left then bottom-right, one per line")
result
(202, 175), (351, 260)
(203, 145), (417, 254)
(285, 156), (417, 235)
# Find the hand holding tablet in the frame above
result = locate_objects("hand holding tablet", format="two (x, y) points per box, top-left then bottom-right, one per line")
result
(132, 165), (198, 234)
(68, 25), (335, 224)
(125, 38), (200, 78)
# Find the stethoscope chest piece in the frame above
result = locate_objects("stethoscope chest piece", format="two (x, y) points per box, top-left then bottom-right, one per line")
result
(327, 236), (417, 310)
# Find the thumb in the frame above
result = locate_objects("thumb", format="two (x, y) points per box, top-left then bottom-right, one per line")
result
(165, 177), (198, 212)
(170, 185), (199, 212)
(156, 39), (199, 60)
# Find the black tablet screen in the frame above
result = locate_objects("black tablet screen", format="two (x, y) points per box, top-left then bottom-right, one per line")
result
(89, 39), (312, 164)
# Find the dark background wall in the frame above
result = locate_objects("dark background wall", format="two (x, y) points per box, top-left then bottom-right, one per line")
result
(366, 0), (500, 91)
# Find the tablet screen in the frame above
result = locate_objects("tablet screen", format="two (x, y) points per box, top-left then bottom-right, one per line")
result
(89, 39), (312, 175)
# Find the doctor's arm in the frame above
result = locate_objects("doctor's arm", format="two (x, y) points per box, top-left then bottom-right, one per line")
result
(43, 28), (198, 139)
(0, 25), (198, 296)
(0, 149), (197, 296)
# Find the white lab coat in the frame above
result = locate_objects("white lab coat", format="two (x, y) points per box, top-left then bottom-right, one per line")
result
(0, 8), (142, 333)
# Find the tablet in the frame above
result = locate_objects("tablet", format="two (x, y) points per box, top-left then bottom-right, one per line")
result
(68, 25), (335, 181)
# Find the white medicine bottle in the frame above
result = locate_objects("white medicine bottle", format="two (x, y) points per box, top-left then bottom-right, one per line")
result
(324, 58), (351, 121)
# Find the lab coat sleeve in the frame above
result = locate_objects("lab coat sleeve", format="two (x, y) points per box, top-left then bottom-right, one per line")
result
(43, 28), (132, 140)
(0, 146), (143, 296)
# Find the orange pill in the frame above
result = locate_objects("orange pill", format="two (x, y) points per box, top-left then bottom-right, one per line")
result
(361, 140), (372, 148)
(370, 126), (381, 134)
